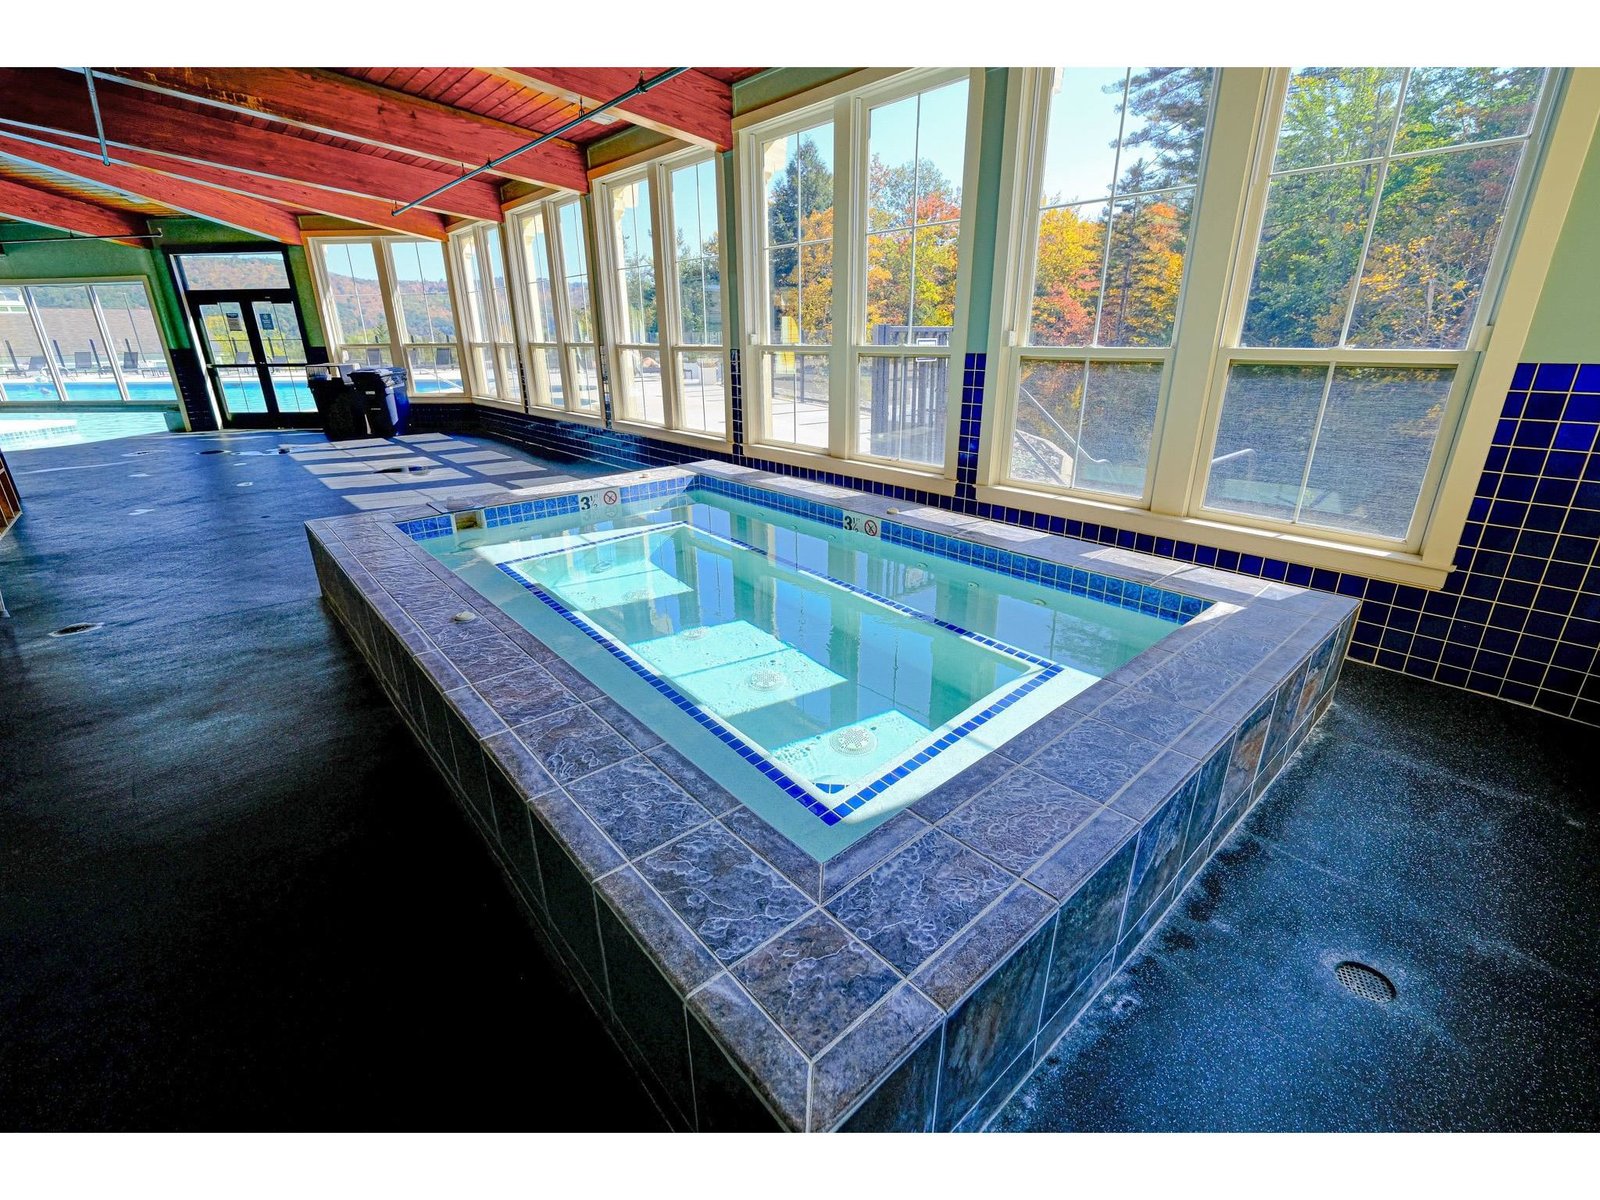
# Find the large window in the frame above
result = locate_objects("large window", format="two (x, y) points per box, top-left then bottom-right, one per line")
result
(507, 195), (602, 417)
(309, 235), (465, 395)
(1206, 68), (1549, 541)
(741, 70), (977, 473)
(982, 65), (1573, 581)
(1002, 68), (1215, 500)
(0, 279), (177, 405)
(451, 224), (521, 405)
(596, 151), (729, 439)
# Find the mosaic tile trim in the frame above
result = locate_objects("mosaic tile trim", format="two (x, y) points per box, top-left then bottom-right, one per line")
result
(492, 522), (1066, 823)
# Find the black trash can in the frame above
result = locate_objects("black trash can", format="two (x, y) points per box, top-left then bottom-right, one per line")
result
(307, 368), (368, 441)
(349, 366), (410, 438)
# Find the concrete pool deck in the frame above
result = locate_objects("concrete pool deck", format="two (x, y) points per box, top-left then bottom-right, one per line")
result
(1, 427), (1594, 1131)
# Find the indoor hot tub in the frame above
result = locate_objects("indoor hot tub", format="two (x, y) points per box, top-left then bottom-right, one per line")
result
(306, 461), (1356, 1131)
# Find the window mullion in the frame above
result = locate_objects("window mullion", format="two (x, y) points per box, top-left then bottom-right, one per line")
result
(373, 239), (407, 376)
(1148, 67), (1276, 517)
(829, 96), (856, 461)
(83, 287), (131, 403)
(651, 164), (680, 432)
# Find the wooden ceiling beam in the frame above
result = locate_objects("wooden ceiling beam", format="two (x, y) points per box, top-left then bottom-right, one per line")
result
(493, 68), (733, 151)
(0, 173), (147, 244)
(5, 125), (448, 240)
(100, 68), (589, 193)
(0, 131), (302, 244)
(0, 68), (503, 221)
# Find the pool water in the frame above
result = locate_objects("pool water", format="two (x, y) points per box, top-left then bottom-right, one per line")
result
(424, 487), (1179, 857)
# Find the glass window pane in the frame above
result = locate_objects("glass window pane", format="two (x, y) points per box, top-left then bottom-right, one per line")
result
(175, 251), (289, 290)
(251, 301), (304, 363)
(1272, 69), (1406, 171)
(317, 242), (389, 346)
(1298, 366), (1452, 538)
(1038, 68), (1127, 206)
(557, 200), (595, 344)
(92, 282), (176, 402)
(484, 227), (514, 341)
(1009, 359), (1161, 497)
(856, 353), (947, 465)
(526, 346), (562, 409)
(609, 177), (656, 345)
(0, 286), (58, 402)
(863, 80), (967, 344)
(1205, 364), (1330, 523)
(1029, 203), (1107, 347)
(764, 352), (829, 447)
(1098, 189), (1193, 348)
(676, 350), (726, 436)
(389, 239), (456, 344)
(671, 158), (722, 346)
(616, 347), (664, 425)
(865, 230), (911, 338)
(472, 345), (497, 397)
(1240, 165), (1377, 348)
(1345, 143), (1524, 349)
(215, 366), (265, 414)
(29, 285), (120, 401)
(1393, 68), (1546, 154)
(518, 210), (560, 344)
(568, 345), (601, 413)
(761, 123), (834, 346)
(407, 344), (461, 395)
(1028, 68), (1211, 349)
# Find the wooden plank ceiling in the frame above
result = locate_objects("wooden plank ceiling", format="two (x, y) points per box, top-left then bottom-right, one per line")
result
(0, 67), (763, 244)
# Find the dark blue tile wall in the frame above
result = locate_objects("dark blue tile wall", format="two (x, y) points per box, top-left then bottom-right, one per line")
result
(416, 353), (1600, 727)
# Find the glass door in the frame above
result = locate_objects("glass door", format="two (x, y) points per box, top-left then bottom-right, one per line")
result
(187, 288), (315, 427)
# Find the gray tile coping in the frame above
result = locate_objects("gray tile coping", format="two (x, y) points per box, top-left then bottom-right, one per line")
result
(305, 460), (1357, 1130)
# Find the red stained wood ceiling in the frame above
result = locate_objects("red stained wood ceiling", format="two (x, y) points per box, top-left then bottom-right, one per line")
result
(0, 66), (765, 242)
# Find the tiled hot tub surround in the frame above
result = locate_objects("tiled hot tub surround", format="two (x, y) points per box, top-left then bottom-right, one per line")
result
(306, 462), (1356, 1132)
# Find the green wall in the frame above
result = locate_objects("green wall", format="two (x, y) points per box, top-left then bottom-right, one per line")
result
(0, 215), (328, 353)
(1522, 120), (1600, 363)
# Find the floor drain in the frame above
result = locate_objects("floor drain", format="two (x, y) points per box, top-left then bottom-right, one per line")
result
(1333, 961), (1396, 1003)
(199, 449), (231, 455)
(747, 668), (787, 692)
(830, 726), (878, 755)
(49, 622), (103, 638)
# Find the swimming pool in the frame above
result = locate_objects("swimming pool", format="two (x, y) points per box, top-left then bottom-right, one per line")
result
(410, 475), (1200, 856)
(308, 460), (1357, 1130)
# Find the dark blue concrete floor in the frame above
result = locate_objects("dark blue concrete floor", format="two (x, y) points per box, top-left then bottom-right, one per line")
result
(996, 662), (1599, 1131)
(1, 428), (1595, 1132)
(0, 429), (662, 1131)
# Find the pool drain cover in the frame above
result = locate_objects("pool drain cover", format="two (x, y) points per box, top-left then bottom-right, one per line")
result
(1333, 961), (1396, 1003)
(623, 588), (647, 604)
(747, 668), (787, 692)
(830, 726), (878, 755)
(49, 622), (103, 638)
(681, 627), (708, 640)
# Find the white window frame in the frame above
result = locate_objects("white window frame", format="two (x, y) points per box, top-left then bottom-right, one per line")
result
(594, 148), (733, 449)
(979, 67), (1600, 587)
(305, 233), (467, 398)
(504, 191), (605, 423)
(735, 68), (985, 493)
(0, 276), (180, 408)
(448, 223), (522, 407)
